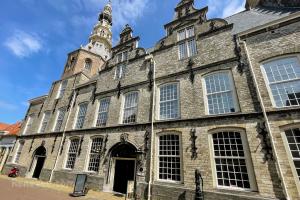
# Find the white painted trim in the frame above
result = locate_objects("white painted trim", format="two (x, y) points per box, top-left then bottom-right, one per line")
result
(120, 91), (139, 124)
(260, 54), (300, 108)
(208, 128), (258, 191)
(156, 82), (181, 121)
(280, 125), (300, 196)
(202, 70), (240, 115)
(155, 131), (184, 184)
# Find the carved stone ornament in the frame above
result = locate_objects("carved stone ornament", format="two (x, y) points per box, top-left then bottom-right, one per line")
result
(195, 169), (204, 200)
(120, 133), (129, 144)
(187, 58), (195, 83)
(117, 81), (122, 99)
(257, 121), (273, 162)
(190, 128), (197, 159)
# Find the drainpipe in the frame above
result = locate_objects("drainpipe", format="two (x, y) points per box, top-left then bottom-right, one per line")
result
(145, 54), (156, 200)
(241, 40), (290, 199)
(49, 89), (77, 183)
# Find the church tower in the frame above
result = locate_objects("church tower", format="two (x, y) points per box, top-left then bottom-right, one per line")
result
(83, 1), (113, 61)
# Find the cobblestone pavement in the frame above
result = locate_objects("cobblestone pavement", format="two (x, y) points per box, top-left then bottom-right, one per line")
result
(0, 175), (124, 200)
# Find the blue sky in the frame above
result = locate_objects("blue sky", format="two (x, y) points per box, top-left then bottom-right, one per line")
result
(0, 0), (245, 124)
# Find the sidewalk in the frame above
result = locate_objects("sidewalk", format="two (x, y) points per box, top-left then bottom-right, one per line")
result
(0, 175), (124, 200)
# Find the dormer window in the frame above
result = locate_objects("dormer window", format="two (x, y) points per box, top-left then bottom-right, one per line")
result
(84, 58), (92, 71)
(177, 26), (197, 60)
(117, 50), (128, 63)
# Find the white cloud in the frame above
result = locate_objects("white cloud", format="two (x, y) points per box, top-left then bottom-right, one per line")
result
(0, 100), (18, 111)
(111, 0), (150, 29)
(207, 0), (245, 18)
(222, 0), (246, 18)
(4, 30), (42, 58)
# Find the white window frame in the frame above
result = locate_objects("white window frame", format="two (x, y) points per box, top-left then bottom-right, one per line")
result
(157, 82), (180, 120)
(14, 140), (25, 164)
(114, 64), (126, 79)
(57, 80), (68, 99)
(121, 91), (139, 124)
(177, 26), (197, 60)
(64, 137), (80, 170)
(74, 102), (88, 129)
(202, 71), (240, 115)
(22, 115), (33, 135)
(53, 107), (66, 132)
(281, 124), (300, 194)
(38, 111), (51, 133)
(85, 136), (103, 173)
(261, 55), (300, 108)
(116, 50), (128, 63)
(95, 98), (110, 127)
(156, 132), (183, 184)
(208, 128), (257, 191)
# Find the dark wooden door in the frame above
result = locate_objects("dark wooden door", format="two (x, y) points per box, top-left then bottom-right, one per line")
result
(32, 156), (45, 179)
(113, 159), (135, 194)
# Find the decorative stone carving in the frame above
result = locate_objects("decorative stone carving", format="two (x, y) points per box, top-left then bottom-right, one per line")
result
(187, 58), (195, 83)
(91, 86), (97, 104)
(120, 133), (129, 144)
(78, 136), (84, 156)
(117, 81), (122, 99)
(195, 169), (204, 200)
(190, 128), (197, 159)
(29, 136), (35, 152)
(101, 134), (108, 157)
(257, 121), (273, 162)
(148, 66), (154, 91)
(60, 136), (66, 155)
(233, 35), (245, 73)
(144, 130), (150, 155)
(199, 12), (206, 24)
(51, 134), (58, 154)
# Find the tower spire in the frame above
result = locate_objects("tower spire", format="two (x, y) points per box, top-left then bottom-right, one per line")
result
(82, 1), (113, 60)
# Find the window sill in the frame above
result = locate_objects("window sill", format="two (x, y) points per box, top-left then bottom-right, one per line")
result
(154, 180), (184, 186)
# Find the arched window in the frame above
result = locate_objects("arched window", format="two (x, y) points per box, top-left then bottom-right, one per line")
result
(203, 71), (239, 115)
(261, 56), (300, 107)
(87, 137), (103, 172)
(157, 133), (181, 182)
(211, 130), (255, 190)
(65, 138), (80, 169)
(84, 58), (92, 71)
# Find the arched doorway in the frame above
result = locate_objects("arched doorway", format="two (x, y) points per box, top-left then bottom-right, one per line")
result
(105, 142), (137, 194)
(30, 146), (46, 179)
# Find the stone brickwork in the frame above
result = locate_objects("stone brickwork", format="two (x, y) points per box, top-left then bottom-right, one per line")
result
(3, 1), (300, 200)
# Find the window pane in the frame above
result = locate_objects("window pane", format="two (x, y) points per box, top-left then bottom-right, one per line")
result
(123, 92), (138, 124)
(187, 39), (197, 57)
(160, 84), (179, 120)
(54, 108), (66, 132)
(40, 112), (51, 133)
(178, 43), (187, 60)
(58, 80), (68, 98)
(285, 128), (300, 180)
(159, 134), (181, 181)
(96, 99), (110, 127)
(205, 72), (237, 115)
(186, 26), (195, 38)
(177, 29), (185, 41)
(213, 131), (250, 189)
(15, 141), (24, 163)
(88, 137), (103, 172)
(75, 103), (88, 129)
(66, 139), (79, 169)
(263, 57), (300, 108)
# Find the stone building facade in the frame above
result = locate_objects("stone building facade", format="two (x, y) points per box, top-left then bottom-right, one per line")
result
(3, 0), (300, 199)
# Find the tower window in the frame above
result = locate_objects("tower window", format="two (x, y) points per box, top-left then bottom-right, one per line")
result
(84, 59), (92, 71)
